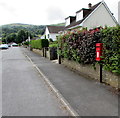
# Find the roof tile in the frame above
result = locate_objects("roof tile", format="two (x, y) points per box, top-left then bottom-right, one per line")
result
(47, 26), (65, 33)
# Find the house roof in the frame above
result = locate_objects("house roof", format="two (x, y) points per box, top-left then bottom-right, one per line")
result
(65, 2), (102, 29)
(47, 25), (65, 33)
(65, 16), (76, 20)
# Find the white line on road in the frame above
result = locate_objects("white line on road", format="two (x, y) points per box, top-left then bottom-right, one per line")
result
(24, 53), (79, 117)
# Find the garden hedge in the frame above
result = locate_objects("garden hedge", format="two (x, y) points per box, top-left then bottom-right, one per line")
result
(49, 40), (58, 48)
(58, 28), (101, 64)
(101, 26), (120, 74)
(58, 26), (120, 74)
(31, 39), (49, 49)
(23, 41), (29, 46)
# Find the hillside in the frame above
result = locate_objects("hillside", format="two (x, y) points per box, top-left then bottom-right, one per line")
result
(1, 22), (65, 36)
(1, 23), (46, 36)
(0, 22), (65, 43)
(50, 22), (65, 26)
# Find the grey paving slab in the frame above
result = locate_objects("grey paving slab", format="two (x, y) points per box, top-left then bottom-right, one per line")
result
(2, 47), (69, 116)
(22, 47), (119, 116)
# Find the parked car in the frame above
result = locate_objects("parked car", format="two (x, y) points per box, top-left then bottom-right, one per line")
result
(11, 43), (18, 47)
(8, 44), (11, 47)
(0, 44), (9, 49)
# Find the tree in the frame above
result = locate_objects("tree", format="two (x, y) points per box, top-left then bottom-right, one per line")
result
(25, 31), (33, 39)
(6, 33), (17, 43)
(16, 30), (26, 43)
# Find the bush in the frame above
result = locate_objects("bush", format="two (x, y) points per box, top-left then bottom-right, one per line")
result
(23, 41), (29, 46)
(49, 40), (58, 48)
(58, 28), (101, 64)
(49, 43), (58, 48)
(58, 26), (120, 74)
(101, 26), (120, 74)
(31, 39), (49, 49)
(49, 38), (53, 42)
(41, 39), (49, 48)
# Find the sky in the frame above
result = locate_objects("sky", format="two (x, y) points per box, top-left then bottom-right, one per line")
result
(0, 0), (119, 26)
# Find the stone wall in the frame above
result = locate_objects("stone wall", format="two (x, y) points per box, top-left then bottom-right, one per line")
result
(61, 58), (120, 88)
(103, 71), (119, 88)
(33, 49), (44, 56)
(33, 48), (58, 60)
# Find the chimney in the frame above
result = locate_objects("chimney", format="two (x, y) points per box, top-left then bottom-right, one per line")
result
(88, 3), (92, 9)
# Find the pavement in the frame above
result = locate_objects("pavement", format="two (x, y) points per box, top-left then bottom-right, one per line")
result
(21, 47), (119, 117)
(2, 47), (70, 116)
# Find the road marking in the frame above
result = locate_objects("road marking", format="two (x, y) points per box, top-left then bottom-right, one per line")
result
(24, 53), (79, 117)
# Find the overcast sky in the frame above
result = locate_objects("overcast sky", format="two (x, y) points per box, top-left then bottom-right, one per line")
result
(0, 0), (119, 26)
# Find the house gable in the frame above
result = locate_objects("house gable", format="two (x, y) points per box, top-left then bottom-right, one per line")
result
(65, 2), (101, 29)
(81, 2), (118, 29)
(65, 1), (118, 30)
(44, 25), (65, 41)
(45, 27), (50, 39)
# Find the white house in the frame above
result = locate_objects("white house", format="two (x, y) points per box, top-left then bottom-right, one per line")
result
(118, 1), (120, 25)
(42, 25), (64, 41)
(65, 1), (118, 30)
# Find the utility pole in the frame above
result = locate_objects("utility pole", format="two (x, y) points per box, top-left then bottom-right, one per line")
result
(28, 36), (30, 50)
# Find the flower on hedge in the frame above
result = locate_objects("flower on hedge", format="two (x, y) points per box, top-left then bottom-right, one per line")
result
(95, 28), (100, 32)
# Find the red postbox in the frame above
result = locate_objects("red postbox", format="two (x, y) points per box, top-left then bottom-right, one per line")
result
(96, 43), (103, 61)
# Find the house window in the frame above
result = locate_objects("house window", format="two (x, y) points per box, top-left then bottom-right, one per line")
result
(48, 34), (49, 39)
(45, 35), (46, 39)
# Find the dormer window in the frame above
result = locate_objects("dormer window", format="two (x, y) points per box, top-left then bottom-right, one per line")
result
(76, 10), (83, 22)
(76, 8), (91, 22)
(65, 16), (76, 26)
(65, 17), (70, 26)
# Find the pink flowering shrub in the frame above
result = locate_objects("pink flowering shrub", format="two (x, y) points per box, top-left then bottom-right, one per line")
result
(58, 28), (101, 64)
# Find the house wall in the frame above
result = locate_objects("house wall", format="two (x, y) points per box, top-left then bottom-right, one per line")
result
(118, 1), (120, 25)
(45, 27), (49, 39)
(82, 3), (117, 29)
(44, 27), (57, 41)
(49, 33), (58, 41)
(40, 35), (45, 39)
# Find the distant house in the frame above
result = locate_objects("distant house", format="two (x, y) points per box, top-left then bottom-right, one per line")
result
(42, 25), (65, 41)
(65, 1), (118, 30)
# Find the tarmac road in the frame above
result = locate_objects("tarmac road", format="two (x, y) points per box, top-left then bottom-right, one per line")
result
(22, 47), (119, 117)
(2, 47), (69, 116)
